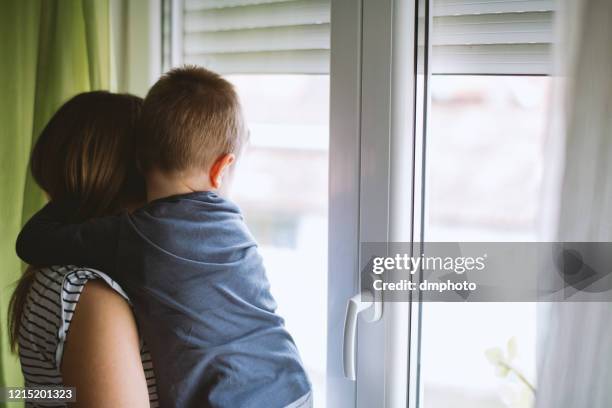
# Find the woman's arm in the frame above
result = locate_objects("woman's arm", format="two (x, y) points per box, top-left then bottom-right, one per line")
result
(61, 280), (150, 408)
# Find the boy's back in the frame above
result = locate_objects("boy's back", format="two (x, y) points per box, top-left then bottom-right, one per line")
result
(18, 192), (311, 407)
(121, 191), (310, 407)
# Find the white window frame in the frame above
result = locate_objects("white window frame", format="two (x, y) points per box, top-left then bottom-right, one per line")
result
(159, 0), (426, 406)
(328, 0), (557, 406)
(110, 0), (162, 95)
(328, 0), (422, 407)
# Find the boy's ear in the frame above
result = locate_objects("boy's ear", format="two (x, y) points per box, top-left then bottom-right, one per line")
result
(209, 153), (235, 189)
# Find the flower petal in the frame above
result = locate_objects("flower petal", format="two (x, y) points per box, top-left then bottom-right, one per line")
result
(507, 337), (518, 360)
(485, 347), (504, 364)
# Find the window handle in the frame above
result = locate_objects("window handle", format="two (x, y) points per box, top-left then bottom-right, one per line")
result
(343, 291), (376, 380)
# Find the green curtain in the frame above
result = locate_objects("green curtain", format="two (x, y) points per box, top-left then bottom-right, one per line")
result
(0, 0), (110, 401)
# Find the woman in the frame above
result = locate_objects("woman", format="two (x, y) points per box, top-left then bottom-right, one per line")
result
(9, 91), (157, 407)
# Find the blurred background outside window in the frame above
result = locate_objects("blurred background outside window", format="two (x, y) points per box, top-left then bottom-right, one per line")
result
(227, 75), (329, 408)
(421, 76), (550, 408)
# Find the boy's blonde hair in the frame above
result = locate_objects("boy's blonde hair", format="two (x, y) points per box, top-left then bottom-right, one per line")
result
(137, 65), (246, 174)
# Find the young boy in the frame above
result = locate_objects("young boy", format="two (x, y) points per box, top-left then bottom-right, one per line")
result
(16, 67), (312, 408)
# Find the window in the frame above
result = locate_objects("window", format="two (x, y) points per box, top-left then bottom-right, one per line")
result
(162, 1), (331, 406)
(161, 1), (557, 407)
(417, 1), (556, 406)
(324, 1), (558, 406)
(420, 75), (550, 408)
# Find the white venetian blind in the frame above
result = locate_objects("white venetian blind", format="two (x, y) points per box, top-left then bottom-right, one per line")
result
(174, 0), (554, 75)
(180, 0), (331, 74)
(430, 0), (556, 75)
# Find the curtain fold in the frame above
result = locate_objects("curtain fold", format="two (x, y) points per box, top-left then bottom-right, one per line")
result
(536, 0), (612, 406)
(0, 0), (110, 400)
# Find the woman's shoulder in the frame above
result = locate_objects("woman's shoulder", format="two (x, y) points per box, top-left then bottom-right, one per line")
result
(28, 265), (112, 303)
(19, 266), (131, 371)
(18, 265), (99, 387)
(21, 265), (93, 338)
(35, 265), (127, 294)
(32, 265), (131, 310)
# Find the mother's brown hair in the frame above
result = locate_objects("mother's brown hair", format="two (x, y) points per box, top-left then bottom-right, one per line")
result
(9, 91), (145, 351)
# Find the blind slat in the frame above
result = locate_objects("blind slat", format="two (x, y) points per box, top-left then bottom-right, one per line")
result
(432, 11), (554, 45)
(185, 24), (330, 54)
(176, 0), (555, 75)
(433, 0), (555, 16)
(184, 50), (330, 74)
(184, 0), (329, 33)
(431, 44), (551, 75)
(428, 3), (555, 74)
(185, 0), (293, 12)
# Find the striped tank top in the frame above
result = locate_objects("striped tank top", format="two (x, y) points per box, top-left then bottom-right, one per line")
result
(18, 265), (158, 407)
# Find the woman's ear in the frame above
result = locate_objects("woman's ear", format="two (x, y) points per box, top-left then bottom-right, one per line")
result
(209, 153), (235, 189)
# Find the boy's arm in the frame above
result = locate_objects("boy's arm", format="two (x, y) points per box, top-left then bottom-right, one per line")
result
(16, 200), (121, 275)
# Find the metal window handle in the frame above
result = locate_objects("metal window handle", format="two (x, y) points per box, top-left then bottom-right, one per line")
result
(343, 291), (376, 381)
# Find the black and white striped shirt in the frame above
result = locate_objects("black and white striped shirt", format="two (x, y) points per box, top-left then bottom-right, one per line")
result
(18, 265), (158, 407)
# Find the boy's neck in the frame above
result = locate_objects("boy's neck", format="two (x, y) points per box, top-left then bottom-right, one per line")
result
(145, 168), (213, 202)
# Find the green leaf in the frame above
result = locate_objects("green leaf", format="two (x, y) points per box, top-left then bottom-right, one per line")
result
(485, 347), (504, 365)
(507, 337), (518, 360)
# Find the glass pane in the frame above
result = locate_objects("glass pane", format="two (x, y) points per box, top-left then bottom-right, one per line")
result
(420, 76), (551, 408)
(226, 75), (329, 408)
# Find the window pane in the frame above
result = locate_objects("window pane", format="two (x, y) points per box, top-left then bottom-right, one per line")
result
(227, 75), (329, 408)
(421, 76), (551, 408)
